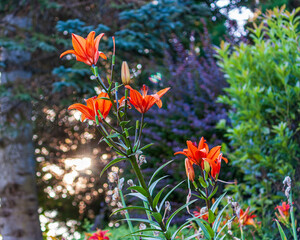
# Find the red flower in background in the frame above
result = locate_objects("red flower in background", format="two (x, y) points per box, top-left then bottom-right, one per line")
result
(60, 31), (107, 66)
(125, 85), (170, 114)
(275, 201), (291, 224)
(275, 201), (290, 217)
(68, 92), (112, 122)
(239, 207), (257, 227)
(88, 229), (110, 240)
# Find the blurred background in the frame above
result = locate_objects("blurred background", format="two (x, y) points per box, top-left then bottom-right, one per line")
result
(0, 0), (299, 239)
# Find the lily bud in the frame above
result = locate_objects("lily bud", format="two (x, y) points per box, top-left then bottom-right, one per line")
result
(185, 158), (195, 182)
(121, 61), (131, 85)
(204, 160), (210, 173)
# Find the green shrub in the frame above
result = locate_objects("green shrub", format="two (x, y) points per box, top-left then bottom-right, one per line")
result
(216, 6), (300, 238)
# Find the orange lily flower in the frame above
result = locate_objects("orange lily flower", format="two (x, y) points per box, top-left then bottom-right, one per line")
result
(174, 137), (209, 166)
(204, 152), (228, 179)
(68, 92), (112, 122)
(88, 229), (110, 240)
(60, 31), (107, 66)
(174, 137), (208, 166)
(125, 85), (170, 114)
(275, 201), (290, 217)
(275, 201), (291, 224)
(185, 158), (195, 182)
(175, 137), (228, 177)
(239, 207), (257, 227)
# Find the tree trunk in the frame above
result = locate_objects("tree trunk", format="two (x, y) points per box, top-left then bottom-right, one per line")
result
(0, 13), (43, 240)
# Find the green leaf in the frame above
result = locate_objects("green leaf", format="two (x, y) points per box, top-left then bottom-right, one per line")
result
(153, 185), (168, 209)
(139, 143), (154, 151)
(208, 186), (218, 200)
(213, 203), (229, 232)
(127, 186), (149, 197)
(120, 120), (130, 127)
(211, 192), (226, 213)
(149, 175), (168, 195)
(166, 199), (197, 229)
(192, 193), (207, 200)
(275, 220), (287, 240)
(118, 218), (159, 226)
(215, 216), (235, 239)
(198, 176), (208, 188)
(158, 180), (185, 212)
(111, 206), (152, 217)
(194, 219), (213, 239)
(126, 192), (148, 202)
(149, 160), (173, 186)
(106, 132), (121, 139)
(208, 209), (215, 224)
(171, 222), (190, 239)
(122, 228), (163, 238)
(100, 157), (127, 177)
(151, 212), (163, 223)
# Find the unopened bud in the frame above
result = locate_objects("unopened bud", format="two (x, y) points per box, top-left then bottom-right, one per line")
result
(204, 161), (210, 173)
(121, 61), (131, 85)
(118, 177), (124, 190)
(127, 179), (135, 187)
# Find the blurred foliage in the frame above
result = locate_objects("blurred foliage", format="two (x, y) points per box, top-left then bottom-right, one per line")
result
(217, 6), (300, 239)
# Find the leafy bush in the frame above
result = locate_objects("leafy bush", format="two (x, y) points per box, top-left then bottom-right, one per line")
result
(216, 6), (300, 238)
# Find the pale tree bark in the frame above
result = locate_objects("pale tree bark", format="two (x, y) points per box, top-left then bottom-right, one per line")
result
(0, 13), (43, 240)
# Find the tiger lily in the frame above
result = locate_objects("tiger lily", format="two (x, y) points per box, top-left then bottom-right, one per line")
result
(175, 137), (228, 178)
(125, 85), (170, 114)
(174, 137), (209, 166)
(68, 92), (112, 122)
(60, 31), (107, 66)
(275, 202), (291, 224)
(239, 207), (257, 227)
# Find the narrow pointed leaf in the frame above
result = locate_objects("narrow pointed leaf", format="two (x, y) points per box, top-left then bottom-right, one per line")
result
(211, 192), (226, 213)
(149, 160), (173, 186)
(208, 186), (219, 200)
(166, 199), (197, 229)
(100, 157), (127, 177)
(153, 185), (168, 209)
(111, 206), (152, 217)
(128, 186), (149, 197)
(275, 220), (287, 240)
(159, 180), (185, 212)
(149, 175), (168, 195)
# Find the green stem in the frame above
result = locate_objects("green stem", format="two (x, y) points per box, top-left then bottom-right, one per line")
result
(129, 156), (170, 240)
(119, 189), (137, 240)
(240, 226), (245, 240)
(124, 88), (128, 120)
(289, 190), (297, 240)
(136, 114), (144, 148)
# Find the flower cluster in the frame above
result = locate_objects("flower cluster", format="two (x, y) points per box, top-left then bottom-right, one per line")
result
(175, 137), (228, 181)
